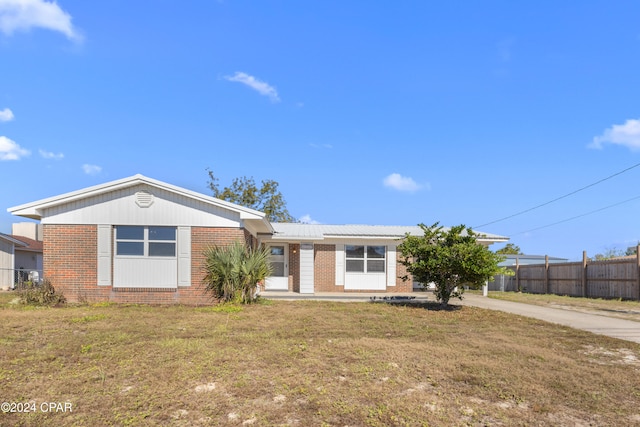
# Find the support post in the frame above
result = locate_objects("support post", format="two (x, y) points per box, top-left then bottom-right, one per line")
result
(636, 245), (640, 301)
(582, 251), (588, 298)
(515, 257), (520, 292)
(544, 255), (549, 294)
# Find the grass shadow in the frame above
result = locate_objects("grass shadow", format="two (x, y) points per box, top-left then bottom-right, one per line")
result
(370, 299), (462, 311)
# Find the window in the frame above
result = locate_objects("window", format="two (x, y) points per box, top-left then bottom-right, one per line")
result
(115, 226), (176, 257)
(345, 245), (385, 273)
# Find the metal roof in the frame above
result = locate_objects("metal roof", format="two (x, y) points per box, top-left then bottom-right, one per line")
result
(270, 223), (508, 242)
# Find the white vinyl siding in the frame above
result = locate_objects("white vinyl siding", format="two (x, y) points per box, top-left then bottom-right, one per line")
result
(300, 243), (314, 294)
(97, 225), (112, 286)
(386, 244), (396, 286)
(335, 244), (344, 286)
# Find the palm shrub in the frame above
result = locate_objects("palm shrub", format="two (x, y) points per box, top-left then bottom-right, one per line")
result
(203, 241), (273, 304)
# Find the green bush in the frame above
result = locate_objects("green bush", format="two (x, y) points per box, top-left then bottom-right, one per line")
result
(203, 241), (272, 304)
(18, 279), (67, 306)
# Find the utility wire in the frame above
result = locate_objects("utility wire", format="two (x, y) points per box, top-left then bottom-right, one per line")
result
(474, 161), (640, 229)
(509, 195), (640, 236)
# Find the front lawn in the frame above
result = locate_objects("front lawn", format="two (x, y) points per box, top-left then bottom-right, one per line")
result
(1, 293), (639, 426)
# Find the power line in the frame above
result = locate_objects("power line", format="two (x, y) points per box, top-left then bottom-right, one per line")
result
(509, 195), (640, 236)
(474, 161), (640, 229)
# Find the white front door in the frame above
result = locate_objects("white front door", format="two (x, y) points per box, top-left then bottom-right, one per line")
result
(265, 244), (289, 290)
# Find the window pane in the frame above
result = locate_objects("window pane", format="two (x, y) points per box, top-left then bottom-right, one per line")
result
(367, 260), (385, 273)
(149, 226), (176, 241)
(345, 245), (364, 258)
(270, 246), (285, 256)
(117, 242), (144, 256)
(149, 242), (176, 257)
(346, 259), (364, 272)
(367, 246), (386, 258)
(116, 226), (144, 240)
(270, 261), (285, 277)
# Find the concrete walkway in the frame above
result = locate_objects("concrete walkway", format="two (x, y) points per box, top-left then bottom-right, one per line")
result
(261, 291), (640, 344)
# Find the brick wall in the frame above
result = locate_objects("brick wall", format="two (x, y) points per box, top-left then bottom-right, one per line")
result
(288, 244), (300, 292)
(43, 225), (249, 305)
(314, 244), (339, 292)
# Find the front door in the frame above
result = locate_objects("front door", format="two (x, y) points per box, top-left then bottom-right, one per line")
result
(265, 244), (289, 290)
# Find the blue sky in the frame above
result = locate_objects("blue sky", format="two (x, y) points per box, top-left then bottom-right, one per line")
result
(2, 0), (640, 260)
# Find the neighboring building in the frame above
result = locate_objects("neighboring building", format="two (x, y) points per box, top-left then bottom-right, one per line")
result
(0, 223), (44, 290)
(8, 174), (508, 304)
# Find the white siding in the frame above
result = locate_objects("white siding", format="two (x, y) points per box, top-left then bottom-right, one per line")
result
(0, 240), (13, 290)
(300, 243), (314, 294)
(97, 225), (112, 286)
(114, 257), (177, 288)
(41, 185), (243, 228)
(386, 244), (396, 286)
(177, 226), (191, 286)
(344, 273), (387, 290)
(335, 244), (344, 286)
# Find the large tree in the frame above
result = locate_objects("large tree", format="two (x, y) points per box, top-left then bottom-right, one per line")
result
(207, 169), (295, 222)
(398, 223), (505, 307)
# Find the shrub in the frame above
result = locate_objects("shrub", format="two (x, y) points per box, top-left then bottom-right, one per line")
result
(18, 279), (67, 306)
(203, 241), (273, 304)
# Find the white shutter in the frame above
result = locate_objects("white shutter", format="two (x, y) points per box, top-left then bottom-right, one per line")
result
(177, 226), (191, 286)
(335, 244), (344, 286)
(97, 225), (112, 286)
(386, 245), (396, 287)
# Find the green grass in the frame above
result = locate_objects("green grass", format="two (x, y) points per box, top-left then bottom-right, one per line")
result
(1, 291), (640, 426)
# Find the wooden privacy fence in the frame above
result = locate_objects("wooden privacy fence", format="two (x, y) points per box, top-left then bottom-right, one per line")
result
(489, 247), (640, 300)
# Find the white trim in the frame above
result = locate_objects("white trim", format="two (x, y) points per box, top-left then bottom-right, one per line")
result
(300, 243), (314, 294)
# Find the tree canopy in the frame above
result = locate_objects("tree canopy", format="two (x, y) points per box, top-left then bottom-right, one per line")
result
(207, 169), (295, 223)
(495, 243), (523, 255)
(398, 223), (506, 306)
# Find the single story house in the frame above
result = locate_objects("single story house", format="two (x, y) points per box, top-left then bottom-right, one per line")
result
(7, 174), (508, 304)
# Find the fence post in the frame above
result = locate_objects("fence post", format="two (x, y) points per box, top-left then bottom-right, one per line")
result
(582, 251), (588, 298)
(515, 257), (520, 292)
(636, 245), (640, 301)
(544, 255), (549, 294)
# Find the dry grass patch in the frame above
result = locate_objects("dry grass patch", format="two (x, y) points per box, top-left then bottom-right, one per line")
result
(488, 291), (640, 322)
(0, 295), (639, 426)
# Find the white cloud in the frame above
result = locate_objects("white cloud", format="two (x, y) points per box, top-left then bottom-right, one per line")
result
(590, 118), (640, 151)
(82, 163), (101, 175)
(299, 214), (320, 225)
(0, 108), (14, 122)
(0, 0), (83, 42)
(39, 148), (63, 159)
(0, 135), (30, 160)
(224, 71), (280, 102)
(383, 173), (425, 192)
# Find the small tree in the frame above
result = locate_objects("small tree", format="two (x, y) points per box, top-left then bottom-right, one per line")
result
(203, 241), (273, 304)
(207, 169), (295, 222)
(398, 223), (505, 307)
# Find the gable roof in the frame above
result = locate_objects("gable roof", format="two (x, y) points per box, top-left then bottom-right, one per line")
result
(270, 223), (508, 244)
(8, 174), (274, 233)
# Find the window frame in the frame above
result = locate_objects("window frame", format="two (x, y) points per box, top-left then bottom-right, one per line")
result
(345, 245), (386, 274)
(115, 226), (177, 258)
